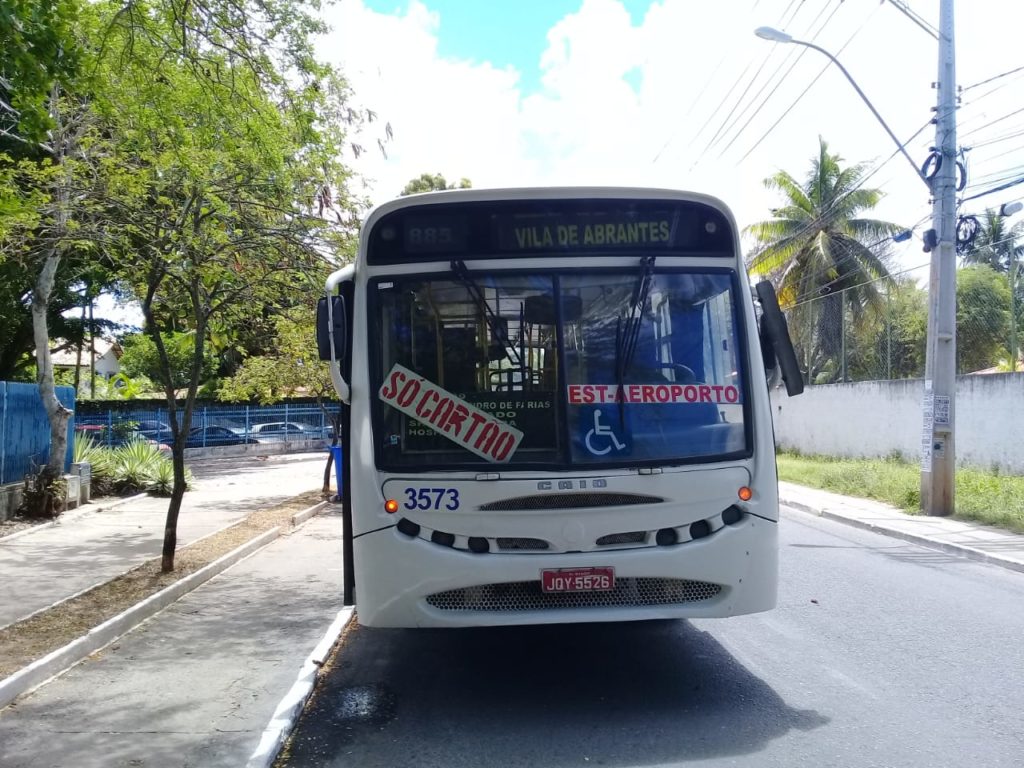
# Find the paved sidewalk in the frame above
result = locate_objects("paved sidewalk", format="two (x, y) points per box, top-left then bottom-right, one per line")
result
(0, 451), (329, 628)
(779, 480), (1024, 574)
(0, 510), (345, 768)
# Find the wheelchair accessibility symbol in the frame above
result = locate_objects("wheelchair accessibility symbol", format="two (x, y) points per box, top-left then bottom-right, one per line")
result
(585, 410), (627, 456)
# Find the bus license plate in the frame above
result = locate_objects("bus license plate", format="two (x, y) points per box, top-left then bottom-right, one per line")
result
(541, 567), (615, 593)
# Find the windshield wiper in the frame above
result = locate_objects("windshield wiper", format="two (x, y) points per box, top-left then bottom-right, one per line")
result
(614, 256), (656, 427)
(450, 260), (522, 369)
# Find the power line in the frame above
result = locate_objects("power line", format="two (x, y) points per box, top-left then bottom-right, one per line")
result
(883, 0), (939, 39)
(650, 0), (768, 164)
(962, 64), (1024, 92)
(704, 0), (842, 158)
(779, 209), (934, 306)
(748, 195), (932, 301)
(747, 119), (932, 264)
(789, 258), (932, 311)
(966, 126), (1024, 150)
(966, 143), (1024, 167)
(724, 1), (877, 161)
(745, 120), (935, 295)
(791, 230), (1024, 330)
(966, 163), (1024, 187)
(961, 173), (1024, 203)
(960, 105), (1024, 141)
(738, 15), (892, 164)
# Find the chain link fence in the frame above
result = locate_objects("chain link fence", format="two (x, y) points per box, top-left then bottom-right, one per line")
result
(782, 265), (1022, 385)
(73, 402), (340, 450)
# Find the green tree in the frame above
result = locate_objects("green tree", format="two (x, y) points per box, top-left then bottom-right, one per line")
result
(957, 265), (1010, 373)
(848, 278), (928, 380)
(962, 208), (1023, 370)
(962, 208), (1024, 273)
(217, 306), (331, 404)
(0, 0), (83, 143)
(746, 138), (902, 383)
(120, 332), (217, 391)
(0, 0), (96, 514)
(91, 0), (358, 570)
(400, 172), (472, 196)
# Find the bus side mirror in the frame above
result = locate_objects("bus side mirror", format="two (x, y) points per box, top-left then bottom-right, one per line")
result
(754, 281), (804, 397)
(317, 295), (348, 362)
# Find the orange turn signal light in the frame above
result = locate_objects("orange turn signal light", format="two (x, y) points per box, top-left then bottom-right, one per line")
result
(384, 499), (399, 514)
(738, 486), (753, 502)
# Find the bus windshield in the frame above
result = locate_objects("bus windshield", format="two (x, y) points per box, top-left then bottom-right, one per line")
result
(373, 268), (748, 469)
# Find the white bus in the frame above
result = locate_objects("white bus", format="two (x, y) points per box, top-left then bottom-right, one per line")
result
(317, 187), (803, 628)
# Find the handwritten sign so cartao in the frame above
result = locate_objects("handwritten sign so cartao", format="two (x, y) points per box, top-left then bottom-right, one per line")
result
(379, 364), (525, 463)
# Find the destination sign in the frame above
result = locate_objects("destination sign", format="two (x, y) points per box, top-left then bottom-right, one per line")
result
(496, 214), (678, 252)
(370, 198), (733, 263)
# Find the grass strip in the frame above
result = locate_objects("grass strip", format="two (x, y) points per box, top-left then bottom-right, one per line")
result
(777, 453), (1024, 534)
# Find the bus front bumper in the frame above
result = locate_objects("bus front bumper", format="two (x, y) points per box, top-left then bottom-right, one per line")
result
(352, 515), (777, 628)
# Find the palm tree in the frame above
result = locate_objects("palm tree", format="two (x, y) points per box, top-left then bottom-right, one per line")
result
(962, 208), (1024, 369)
(961, 208), (1024, 273)
(746, 137), (903, 383)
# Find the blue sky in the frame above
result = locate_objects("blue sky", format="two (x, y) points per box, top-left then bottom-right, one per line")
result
(363, 0), (651, 93)
(322, 0), (1024, 272)
(98, 1), (1024, 326)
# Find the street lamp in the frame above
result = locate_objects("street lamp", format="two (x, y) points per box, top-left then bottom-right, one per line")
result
(753, 27), (928, 188)
(755, 7), (959, 518)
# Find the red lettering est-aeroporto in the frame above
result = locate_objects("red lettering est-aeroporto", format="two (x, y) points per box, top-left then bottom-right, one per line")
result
(566, 383), (740, 405)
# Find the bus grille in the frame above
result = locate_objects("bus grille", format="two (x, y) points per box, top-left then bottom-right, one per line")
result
(496, 537), (550, 551)
(596, 531), (648, 546)
(479, 493), (661, 511)
(424, 578), (722, 612)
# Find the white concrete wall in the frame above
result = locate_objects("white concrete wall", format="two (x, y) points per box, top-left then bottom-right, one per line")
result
(770, 373), (1024, 474)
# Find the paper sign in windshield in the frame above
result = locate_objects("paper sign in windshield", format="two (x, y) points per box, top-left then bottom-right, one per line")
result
(379, 364), (525, 463)
(567, 383), (740, 405)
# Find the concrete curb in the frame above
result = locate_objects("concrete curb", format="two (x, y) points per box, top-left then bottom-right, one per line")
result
(291, 500), (328, 527)
(0, 526), (284, 711)
(781, 495), (1024, 575)
(246, 606), (356, 768)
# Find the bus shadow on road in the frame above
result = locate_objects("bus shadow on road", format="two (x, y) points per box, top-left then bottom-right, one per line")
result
(283, 618), (829, 767)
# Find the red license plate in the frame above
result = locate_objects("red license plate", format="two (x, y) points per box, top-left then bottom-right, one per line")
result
(541, 567), (615, 593)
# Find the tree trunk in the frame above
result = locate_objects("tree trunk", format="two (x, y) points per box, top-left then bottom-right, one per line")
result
(161, 442), (188, 572)
(74, 298), (85, 393)
(89, 295), (96, 396)
(151, 271), (208, 573)
(322, 450), (333, 495)
(29, 88), (74, 515)
(33, 253), (73, 477)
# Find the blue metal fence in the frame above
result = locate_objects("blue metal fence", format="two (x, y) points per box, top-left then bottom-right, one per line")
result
(0, 382), (76, 485)
(74, 402), (340, 450)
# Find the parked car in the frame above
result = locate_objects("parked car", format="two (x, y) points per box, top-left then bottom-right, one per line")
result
(134, 419), (174, 442)
(74, 421), (167, 449)
(183, 425), (259, 448)
(248, 421), (326, 442)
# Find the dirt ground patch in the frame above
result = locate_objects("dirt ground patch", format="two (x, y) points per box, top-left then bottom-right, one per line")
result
(0, 490), (327, 679)
(0, 518), (40, 538)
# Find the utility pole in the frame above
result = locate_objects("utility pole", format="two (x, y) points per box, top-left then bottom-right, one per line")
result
(920, 0), (957, 516)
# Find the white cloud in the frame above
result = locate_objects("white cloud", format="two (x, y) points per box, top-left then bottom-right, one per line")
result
(320, 0), (1024, 276)
(320, 0), (528, 198)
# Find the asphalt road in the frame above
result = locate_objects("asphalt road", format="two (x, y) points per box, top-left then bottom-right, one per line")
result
(279, 507), (1024, 768)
